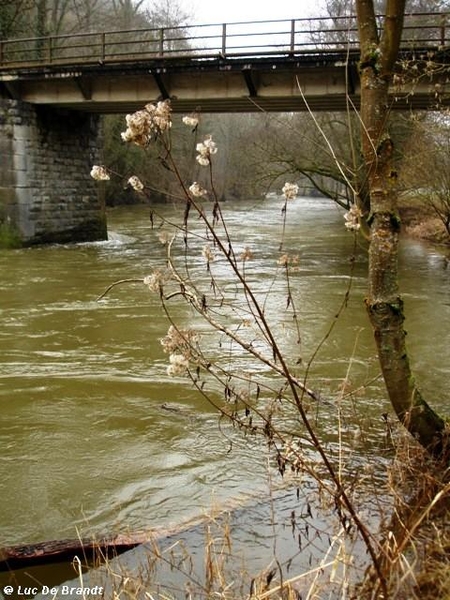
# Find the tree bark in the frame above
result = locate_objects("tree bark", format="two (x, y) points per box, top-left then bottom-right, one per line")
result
(356, 0), (448, 457)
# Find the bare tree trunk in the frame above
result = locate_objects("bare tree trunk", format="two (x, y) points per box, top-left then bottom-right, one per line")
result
(356, 0), (448, 457)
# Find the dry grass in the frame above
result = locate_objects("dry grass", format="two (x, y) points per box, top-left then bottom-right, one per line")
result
(89, 510), (360, 600)
(39, 427), (448, 600)
(413, 507), (450, 600)
(355, 432), (450, 600)
(65, 471), (376, 600)
(403, 217), (449, 245)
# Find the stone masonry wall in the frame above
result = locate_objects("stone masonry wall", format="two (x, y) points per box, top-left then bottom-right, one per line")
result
(0, 99), (107, 245)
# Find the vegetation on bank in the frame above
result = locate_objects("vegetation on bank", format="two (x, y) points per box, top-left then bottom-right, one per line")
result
(399, 194), (450, 247)
(0, 220), (22, 249)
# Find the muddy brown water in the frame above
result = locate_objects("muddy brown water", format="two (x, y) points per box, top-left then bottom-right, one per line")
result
(1, 198), (449, 596)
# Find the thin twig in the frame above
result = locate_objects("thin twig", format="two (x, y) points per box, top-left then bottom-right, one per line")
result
(96, 278), (144, 301)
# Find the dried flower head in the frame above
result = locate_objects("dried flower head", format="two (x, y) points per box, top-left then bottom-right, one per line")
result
(182, 114), (199, 128)
(90, 165), (110, 181)
(143, 269), (165, 293)
(158, 230), (171, 245)
(344, 205), (362, 231)
(277, 253), (300, 268)
(121, 110), (152, 146)
(196, 135), (218, 166)
(167, 353), (189, 377)
(189, 182), (208, 197)
(202, 244), (215, 262)
(241, 246), (253, 262)
(150, 100), (172, 132)
(282, 182), (299, 200)
(121, 100), (172, 147)
(160, 325), (198, 357)
(196, 155), (210, 167)
(128, 175), (144, 192)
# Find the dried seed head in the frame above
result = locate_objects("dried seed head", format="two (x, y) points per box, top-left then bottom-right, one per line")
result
(90, 165), (110, 181)
(282, 182), (299, 200)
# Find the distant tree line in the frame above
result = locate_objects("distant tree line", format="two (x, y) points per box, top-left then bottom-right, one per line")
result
(0, 0), (189, 39)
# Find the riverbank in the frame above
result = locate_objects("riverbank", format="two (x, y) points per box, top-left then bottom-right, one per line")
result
(371, 443), (450, 600)
(412, 490), (450, 600)
(399, 194), (450, 247)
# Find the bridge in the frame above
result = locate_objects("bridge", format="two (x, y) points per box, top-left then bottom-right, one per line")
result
(1, 14), (449, 113)
(0, 14), (449, 246)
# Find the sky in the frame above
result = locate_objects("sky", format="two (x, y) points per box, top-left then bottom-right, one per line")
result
(185, 0), (322, 25)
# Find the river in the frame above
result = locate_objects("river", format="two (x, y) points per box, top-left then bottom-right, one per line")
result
(1, 197), (449, 594)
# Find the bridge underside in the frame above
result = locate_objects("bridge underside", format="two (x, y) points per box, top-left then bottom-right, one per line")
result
(1, 55), (447, 114)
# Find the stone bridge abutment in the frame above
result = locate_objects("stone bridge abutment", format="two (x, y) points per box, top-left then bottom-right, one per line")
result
(0, 99), (107, 247)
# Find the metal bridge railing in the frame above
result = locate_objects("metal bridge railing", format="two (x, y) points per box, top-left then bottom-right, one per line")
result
(0, 13), (448, 70)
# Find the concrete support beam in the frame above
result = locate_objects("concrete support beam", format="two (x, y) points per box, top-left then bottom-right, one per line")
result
(242, 68), (257, 97)
(75, 76), (93, 100)
(151, 70), (170, 100)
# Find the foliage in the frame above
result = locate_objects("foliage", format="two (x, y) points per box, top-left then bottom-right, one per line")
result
(241, 113), (358, 209)
(92, 92), (450, 597)
(0, 0), (189, 40)
(0, 219), (21, 248)
(400, 115), (450, 241)
(0, 0), (34, 38)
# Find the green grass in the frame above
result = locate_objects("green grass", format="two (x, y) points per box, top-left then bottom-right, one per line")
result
(0, 221), (22, 248)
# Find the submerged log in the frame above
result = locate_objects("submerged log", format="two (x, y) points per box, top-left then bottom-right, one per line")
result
(0, 532), (150, 572)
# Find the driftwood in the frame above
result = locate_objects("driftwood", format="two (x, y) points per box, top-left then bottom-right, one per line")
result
(0, 532), (150, 572)
(0, 506), (240, 573)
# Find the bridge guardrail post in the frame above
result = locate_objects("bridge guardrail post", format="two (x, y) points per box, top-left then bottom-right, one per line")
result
(440, 14), (447, 47)
(47, 36), (52, 63)
(159, 28), (164, 57)
(290, 19), (295, 54)
(221, 24), (227, 57)
(100, 32), (105, 62)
